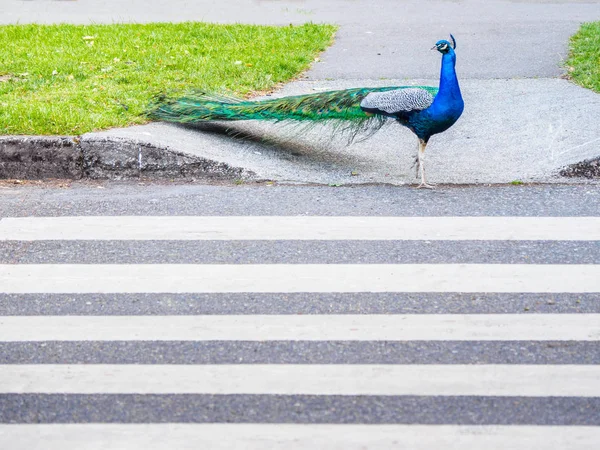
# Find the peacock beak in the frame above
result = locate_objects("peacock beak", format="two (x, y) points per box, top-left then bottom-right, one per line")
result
(431, 45), (437, 50)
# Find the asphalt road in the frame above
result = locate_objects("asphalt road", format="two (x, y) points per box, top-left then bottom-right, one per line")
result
(1, 182), (600, 449)
(1, 182), (600, 216)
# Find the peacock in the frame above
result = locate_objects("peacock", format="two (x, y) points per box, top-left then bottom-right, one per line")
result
(149, 35), (464, 188)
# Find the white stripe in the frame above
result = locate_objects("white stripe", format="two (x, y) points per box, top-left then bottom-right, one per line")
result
(0, 425), (598, 450)
(1, 216), (600, 241)
(1, 314), (599, 341)
(1, 264), (599, 293)
(1, 365), (599, 396)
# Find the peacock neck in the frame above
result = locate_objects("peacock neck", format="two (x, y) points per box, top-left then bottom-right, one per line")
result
(433, 51), (462, 107)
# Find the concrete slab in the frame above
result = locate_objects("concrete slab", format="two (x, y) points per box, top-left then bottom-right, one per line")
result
(85, 78), (600, 184)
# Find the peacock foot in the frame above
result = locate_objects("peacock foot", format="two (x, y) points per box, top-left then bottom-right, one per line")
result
(416, 181), (436, 189)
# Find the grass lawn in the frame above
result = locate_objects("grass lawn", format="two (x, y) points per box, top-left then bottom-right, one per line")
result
(0, 22), (336, 135)
(566, 21), (600, 93)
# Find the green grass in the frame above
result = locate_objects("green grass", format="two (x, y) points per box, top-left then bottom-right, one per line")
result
(565, 21), (600, 93)
(0, 22), (336, 135)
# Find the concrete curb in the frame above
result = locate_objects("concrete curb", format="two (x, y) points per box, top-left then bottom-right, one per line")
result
(0, 136), (82, 179)
(559, 156), (600, 179)
(0, 135), (256, 181)
(1, 133), (598, 183)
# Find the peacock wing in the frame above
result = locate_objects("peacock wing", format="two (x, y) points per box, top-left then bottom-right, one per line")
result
(359, 87), (435, 115)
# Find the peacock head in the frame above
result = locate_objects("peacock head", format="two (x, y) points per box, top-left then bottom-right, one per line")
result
(433, 35), (456, 54)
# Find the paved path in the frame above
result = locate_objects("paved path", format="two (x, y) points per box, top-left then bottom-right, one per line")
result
(1, 183), (599, 448)
(3, 0), (598, 78)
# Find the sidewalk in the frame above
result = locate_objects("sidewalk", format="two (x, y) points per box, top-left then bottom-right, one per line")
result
(2, 0), (599, 183)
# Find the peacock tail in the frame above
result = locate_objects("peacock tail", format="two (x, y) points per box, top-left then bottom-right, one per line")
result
(148, 86), (439, 142)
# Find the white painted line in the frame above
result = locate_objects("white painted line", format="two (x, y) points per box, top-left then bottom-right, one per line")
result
(1, 365), (599, 396)
(1, 425), (599, 450)
(2, 216), (600, 241)
(1, 264), (599, 293)
(1, 314), (599, 342)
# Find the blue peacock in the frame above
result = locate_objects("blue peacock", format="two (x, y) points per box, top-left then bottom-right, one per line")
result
(149, 35), (464, 188)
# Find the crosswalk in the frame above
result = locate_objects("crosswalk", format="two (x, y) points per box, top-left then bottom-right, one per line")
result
(0, 215), (599, 449)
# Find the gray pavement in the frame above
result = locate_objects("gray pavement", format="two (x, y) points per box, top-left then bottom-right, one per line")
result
(3, 0), (600, 183)
(2, 395), (599, 425)
(3, 0), (599, 79)
(3, 341), (599, 364)
(2, 292), (599, 315)
(2, 182), (599, 217)
(4, 239), (600, 264)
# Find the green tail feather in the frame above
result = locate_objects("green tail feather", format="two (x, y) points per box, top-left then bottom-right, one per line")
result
(148, 86), (438, 142)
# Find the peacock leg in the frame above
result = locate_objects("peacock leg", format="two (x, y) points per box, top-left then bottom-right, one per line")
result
(413, 141), (420, 179)
(416, 138), (435, 189)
